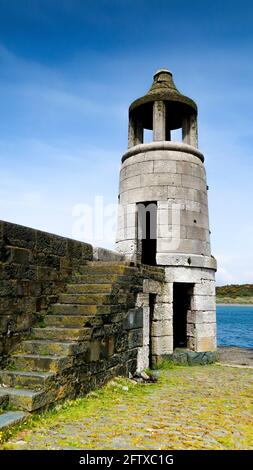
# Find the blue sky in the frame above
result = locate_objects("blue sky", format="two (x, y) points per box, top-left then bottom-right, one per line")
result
(0, 0), (252, 285)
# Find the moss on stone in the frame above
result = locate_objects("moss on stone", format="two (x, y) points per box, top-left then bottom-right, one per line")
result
(1, 364), (252, 450)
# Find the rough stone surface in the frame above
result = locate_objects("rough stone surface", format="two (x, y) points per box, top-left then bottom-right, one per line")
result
(0, 257), (166, 414)
(0, 411), (27, 431)
(5, 364), (252, 450)
(0, 221), (93, 364)
(117, 144), (213, 259)
(165, 349), (218, 365)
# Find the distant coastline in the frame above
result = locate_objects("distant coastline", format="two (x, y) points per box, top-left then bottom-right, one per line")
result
(216, 302), (253, 306)
(216, 284), (253, 305)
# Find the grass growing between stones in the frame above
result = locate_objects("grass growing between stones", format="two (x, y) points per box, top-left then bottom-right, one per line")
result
(1, 364), (253, 450)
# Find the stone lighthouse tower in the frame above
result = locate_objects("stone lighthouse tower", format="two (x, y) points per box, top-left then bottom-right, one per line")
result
(116, 69), (217, 355)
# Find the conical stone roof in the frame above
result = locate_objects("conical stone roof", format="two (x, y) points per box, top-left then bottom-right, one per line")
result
(129, 69), (197, 130)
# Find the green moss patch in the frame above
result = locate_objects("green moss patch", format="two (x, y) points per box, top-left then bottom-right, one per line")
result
(2, 365), (253, 450)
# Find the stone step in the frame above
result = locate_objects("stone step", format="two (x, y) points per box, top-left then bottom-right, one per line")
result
(45, 314), (102, 328)
(0, 370), (55, 390)
(58, 293), (121, 305)
(31, 327), (91, 342)
(10, 354), (73, 373)
(51, 303), (125, 315)
(0, 411), (27, 431)
(0, 387), (47, 412)
(17, 339), (87, 356)
(87, 261), (130, 267)
(78, 264), (136, 275)
(72, 274), (120, 284)
(66, 283), (113, 294)
(0, 392), (9, 409)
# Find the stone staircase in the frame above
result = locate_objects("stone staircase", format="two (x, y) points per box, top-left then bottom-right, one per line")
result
(0, 260), (152, 431)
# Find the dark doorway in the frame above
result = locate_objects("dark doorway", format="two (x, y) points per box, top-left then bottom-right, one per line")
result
(137, 202), (157, 266)
(149, 293), (156, 368)
(173, 283), (193, 348)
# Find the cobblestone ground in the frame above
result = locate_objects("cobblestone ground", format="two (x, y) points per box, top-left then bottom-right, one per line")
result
(3, 364), (253, 450)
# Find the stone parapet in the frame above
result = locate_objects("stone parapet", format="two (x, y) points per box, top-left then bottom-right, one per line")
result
(122, 141), (204, 163)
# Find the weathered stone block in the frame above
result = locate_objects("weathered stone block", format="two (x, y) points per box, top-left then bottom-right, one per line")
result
(186, 226), (209, 242)
(120, 175), (141, 192)
(11, 247), (30, 264)
(176, 161), (204, 177)
(195, 322), (216, 338)
(114, 332), (128, 353)
(187, 351), (217, 365)
(140, 173), (181, 187)
(187, 310), (216, 324)
(123, 308), (143, 330)
(116, 226), (136, 241)
(153, 160), (177, 173)
(0, 280), (17, 297)
(135, 293), (149, 307)
(117, 212), (136, 229)
(136, 345), (149, 372)
(125, 161), (154, 178)
(161, 282), (173, 298)
(3, 222), (36, 249)
(165, 266), (202, 283)
(0, 243), (11, 263)
(100, 336), (115, 358)
(158, 254), (216, 270)
(20, 264), (37, 281)
(195, 336), (216, 352)
(89, 340), (100, 362)
(151, 335), (173, 355)
(37, 267), (60, 281)
(115, 239), (136, 255)
(200, 268), (216, 280)
(194, 280), (216, 296)
(157, 209), (173, 225)
(191, 295), (216, 311)
(181, 174), (206, 191)
(151, 320), (172, 337)
(142, 307), (149, 346)
(34, 253), (60, 269)
(128, 329), (143, 348)
(122, 186), (168, 204)
(143, 279), (162, 294)
(153, 303), (173, 321)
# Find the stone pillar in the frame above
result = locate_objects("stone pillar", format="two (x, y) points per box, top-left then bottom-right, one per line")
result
(135, 120), (143, 146)
(189, 113), (198, 148)
(188, 280), (216, 352)
(128, 115), (135, 148)
(136, 293), (150, 372)
(182, 116), (189, 144)
(153, 100), (166, 141)
(128, 115), (143, 148)
(150, 282), (174, 363)
(166, 128), (171, 141)
(182, 113), (198, 148)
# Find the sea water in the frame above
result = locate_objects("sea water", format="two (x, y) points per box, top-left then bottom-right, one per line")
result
(217, 305), (253, 348)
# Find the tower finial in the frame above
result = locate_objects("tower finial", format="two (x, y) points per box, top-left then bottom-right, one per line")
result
(153, 68), (172, 79)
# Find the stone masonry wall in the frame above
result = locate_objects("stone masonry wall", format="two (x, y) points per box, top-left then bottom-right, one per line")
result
(0, 220), (93, 364)
(0, 220), (167, 402)
(116, 143), (211, 262)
